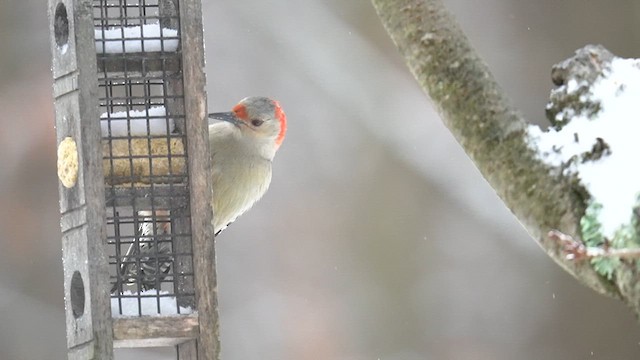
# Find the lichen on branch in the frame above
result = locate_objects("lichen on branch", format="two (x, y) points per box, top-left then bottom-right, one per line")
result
(371, 0), (632, 304)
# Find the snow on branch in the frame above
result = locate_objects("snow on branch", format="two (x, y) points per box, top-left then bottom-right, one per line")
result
(528, 45), (640, 280)
(372, 0), (640, 313)
(528, 45), (640, 239)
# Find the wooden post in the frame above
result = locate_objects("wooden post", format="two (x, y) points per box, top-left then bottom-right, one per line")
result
(179, 0), (220, 358)
(48, 0), (114, 359)
(50, 0), (218, 358)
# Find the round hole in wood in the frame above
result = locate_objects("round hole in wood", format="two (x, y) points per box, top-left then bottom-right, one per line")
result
(70, 271), (85, 319)
(54, 3), (69, 49)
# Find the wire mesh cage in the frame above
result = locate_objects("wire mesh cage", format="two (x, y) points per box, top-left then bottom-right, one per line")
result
(93, 0), (196, 316)
(49, 0), (217, 357)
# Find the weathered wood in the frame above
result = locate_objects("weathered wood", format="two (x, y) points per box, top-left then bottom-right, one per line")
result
(177, 340), (198, 359)
(155, 1), (206, 358)
(49, 0), (114, 358)
(180, 0), (220, 358)
(113, 315), (199, 348)
(52, 0), (218, 357)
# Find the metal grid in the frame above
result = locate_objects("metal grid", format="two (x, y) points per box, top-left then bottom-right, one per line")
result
(95, 0), (162, 27)
(94, 0), (196, 316)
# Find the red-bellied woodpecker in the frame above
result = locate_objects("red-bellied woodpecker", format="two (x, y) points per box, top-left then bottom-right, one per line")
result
(112, 97), (286, 293)
(208, 96), (287, 235)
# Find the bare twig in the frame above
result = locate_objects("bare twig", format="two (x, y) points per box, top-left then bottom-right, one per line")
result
(549, 230), (640, 261)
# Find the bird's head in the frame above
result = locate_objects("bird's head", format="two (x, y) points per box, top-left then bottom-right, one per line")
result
(209, 97), (287, 150)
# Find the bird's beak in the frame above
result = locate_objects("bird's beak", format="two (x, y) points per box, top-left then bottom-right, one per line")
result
(208, 112), (243, 128)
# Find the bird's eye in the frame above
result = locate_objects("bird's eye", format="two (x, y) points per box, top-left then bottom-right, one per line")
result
(251, 119), (264, 127)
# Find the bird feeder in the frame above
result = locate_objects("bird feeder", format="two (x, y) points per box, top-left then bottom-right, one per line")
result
(48, 0), (218, 358)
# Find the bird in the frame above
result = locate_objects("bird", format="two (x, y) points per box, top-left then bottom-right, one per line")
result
(111, 210), (173, 293)
(112, 97), (287, 293)
(208, 96), (287, 234)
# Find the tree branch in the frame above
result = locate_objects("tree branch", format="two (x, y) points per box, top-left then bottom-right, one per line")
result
(371, 0), (622, 300)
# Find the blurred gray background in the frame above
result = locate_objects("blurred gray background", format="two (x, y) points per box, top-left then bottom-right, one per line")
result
(2, 0), (640, 359)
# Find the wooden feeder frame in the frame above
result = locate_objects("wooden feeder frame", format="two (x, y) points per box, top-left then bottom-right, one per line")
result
(48, 0), (219, 358)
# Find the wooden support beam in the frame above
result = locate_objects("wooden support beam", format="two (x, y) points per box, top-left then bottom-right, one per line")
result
(179, 0), (220, 358)
(113, 315), (199, 348)
(48, 0), (114, 358)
